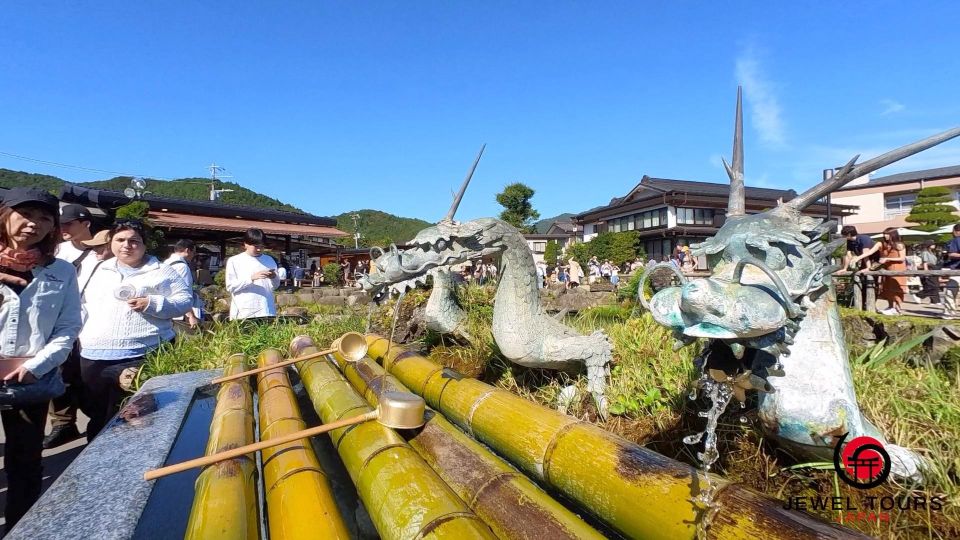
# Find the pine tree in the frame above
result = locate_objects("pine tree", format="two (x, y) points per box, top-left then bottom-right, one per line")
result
(495, 183), (540, 232)
(906, 187), (959, 232)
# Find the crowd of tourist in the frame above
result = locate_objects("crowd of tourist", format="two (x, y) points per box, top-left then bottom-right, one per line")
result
(0, 188), (296, 531)
(843, 224), (960, 317)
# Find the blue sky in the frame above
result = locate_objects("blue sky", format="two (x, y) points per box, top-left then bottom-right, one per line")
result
(2, 1), (959, 223)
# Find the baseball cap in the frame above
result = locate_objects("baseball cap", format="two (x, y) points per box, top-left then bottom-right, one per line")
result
(60, 204), (93, 223)
(0, 187), (60, 213)
(81, 229), (111, 248)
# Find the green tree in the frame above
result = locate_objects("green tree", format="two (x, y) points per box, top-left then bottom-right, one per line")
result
(496, 183), (540, 232)
(322, 263), (342, 285)
(543, 240), (561, 266)
(906, 187), (959, 232)
(565, 232), (644, 267)
(115, 200), (165, 254)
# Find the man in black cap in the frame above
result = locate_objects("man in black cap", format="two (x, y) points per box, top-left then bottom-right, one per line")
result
(43, 203), (96, 448)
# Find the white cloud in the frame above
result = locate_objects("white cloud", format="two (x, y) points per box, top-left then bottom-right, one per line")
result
(879, 99), (905, 116)
(735, 48), (786, 148)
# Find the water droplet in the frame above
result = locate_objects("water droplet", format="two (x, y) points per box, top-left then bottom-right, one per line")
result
(739, 416), (748, 423)
(683, 433), (704, 445)
(739, 401), (746, 409)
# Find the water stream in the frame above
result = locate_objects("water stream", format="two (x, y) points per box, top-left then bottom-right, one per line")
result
(684, 369), (736, 540)
(383, 290), (406, 367)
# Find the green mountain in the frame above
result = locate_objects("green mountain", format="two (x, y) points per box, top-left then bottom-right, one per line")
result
(334, 210), (432, 248)
(0, 168), (303, 213)
(534, 212), (576, 233)
(0, 168), (67, 192)
(81, 176), (304, 213)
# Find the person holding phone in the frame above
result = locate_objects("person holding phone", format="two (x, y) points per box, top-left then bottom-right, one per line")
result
(78, 219), (192, 439)
(225, 228), (280, 320)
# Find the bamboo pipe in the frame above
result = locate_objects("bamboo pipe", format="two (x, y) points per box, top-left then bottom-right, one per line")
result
(330, 350), (607, 540)
(254, 349), (351, 540)
(184, 354), (259, 540)
(210, 332), (367, 384)
(289, 335), (497, 540)
(365, 335), (868, 540)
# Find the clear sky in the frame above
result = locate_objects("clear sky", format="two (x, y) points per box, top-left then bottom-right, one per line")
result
(2, 1), (959, 222)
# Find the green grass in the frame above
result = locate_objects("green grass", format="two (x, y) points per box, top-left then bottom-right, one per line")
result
(136, 309), (366, 388)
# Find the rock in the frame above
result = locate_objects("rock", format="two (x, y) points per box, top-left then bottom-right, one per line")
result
(590, 281), (615, 292)
(276, 294), (299, 307)
(296, 292), (316, 305)
(318, 296), (347, 306)
(346, 293), (371, 306)
(321, 288), (341, 297)
(214, 298), (231, 313)
(926, 325), (960, 365)
(541, 289), (616, 312)
(280, 307), (309, 317)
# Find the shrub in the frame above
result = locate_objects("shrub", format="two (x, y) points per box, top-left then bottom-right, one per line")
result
(322, 262), (341, 285)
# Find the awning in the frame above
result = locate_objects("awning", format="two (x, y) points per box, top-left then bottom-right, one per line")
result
(148, 210), (348, 238)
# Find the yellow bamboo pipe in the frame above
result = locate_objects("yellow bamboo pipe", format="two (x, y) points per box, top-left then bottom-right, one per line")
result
(330, 350), (606, 540)
(210, 332), (367, 384)
(289, 335), (497, 540)
(256, 349), (351, 540)
(365, 335), (867, 540)
(184, 354), (259, 540)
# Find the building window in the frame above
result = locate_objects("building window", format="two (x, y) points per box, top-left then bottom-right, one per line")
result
(531, 241), (547, 253)
(884, 193), (915, 219)
(677, 208), (714, 225)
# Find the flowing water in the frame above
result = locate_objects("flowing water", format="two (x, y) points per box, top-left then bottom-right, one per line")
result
(383, 290), (406, 366)
(684, 370), (736, 540)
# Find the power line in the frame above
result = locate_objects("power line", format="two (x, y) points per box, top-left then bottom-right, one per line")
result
(0, 150), (174, 180)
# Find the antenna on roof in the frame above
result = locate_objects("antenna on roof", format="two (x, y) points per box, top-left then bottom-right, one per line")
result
(208, 163), (235, 201)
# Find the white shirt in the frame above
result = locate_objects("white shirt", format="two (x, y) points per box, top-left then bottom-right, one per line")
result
(277, 266), (288, 280)
(79, 257), (193, 356)
(55, 240), (85, 264)
(225, 253), (280, 320)
(163, 254), (194, 289)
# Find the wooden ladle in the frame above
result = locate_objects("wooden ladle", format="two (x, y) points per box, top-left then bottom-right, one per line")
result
(209, 332), (368, 385)
(144, 391), (425, 481)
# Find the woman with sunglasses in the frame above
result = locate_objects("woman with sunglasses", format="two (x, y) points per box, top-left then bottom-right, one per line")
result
(0, 188), (82, 532)
(78, 219), (192, 439)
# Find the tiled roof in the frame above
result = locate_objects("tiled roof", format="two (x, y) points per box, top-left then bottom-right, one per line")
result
(600, 176), (797, 210)
(837, 165), (960, 191)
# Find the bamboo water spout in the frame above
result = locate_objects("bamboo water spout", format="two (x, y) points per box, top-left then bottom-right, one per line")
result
(255, 349), (350, 540)
(364, 335), (868, 540)
(329, 350), (606, 540)
(290, 335), (497, 540)
(184, 354), (259, 540)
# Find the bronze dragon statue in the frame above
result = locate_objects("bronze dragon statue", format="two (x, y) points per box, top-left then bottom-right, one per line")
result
(641, 90), (960, 480)
(358, 147), (613, 416)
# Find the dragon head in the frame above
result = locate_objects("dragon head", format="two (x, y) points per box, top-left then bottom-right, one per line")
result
(358, 217), (514, 297)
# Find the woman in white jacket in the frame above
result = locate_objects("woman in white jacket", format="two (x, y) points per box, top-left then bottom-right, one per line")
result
(0, 188), (81, 531)
(225, 228), (280, 320)
(79, 220), (191, 439)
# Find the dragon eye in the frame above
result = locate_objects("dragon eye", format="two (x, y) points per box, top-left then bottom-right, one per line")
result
(436, 239), (447, 250)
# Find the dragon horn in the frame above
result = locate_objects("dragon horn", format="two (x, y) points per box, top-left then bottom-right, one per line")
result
(726, 86), (745, 217)
(444, 144), (486, 222)
(786, 127), (960, 211)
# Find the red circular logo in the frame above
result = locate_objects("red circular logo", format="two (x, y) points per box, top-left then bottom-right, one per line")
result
(833, 433), (891, 488)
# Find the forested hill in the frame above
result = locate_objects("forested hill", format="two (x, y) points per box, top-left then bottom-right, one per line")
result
(82, 176), (303, 213)
(335, 210), (432, 247)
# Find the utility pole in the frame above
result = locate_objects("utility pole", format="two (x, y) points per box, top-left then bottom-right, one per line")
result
(208, 163), (235, 201)
(351, 213), (362, 249)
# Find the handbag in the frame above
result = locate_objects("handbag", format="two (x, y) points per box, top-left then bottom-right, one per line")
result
(0, 367), (66, 408)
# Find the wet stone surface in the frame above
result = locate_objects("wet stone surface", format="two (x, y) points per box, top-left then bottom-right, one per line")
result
(7, 369), (218, 540)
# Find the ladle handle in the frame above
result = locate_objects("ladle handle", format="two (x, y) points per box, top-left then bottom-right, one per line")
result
(210, 348), (333, 384)
(144, 409), (379, 481)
